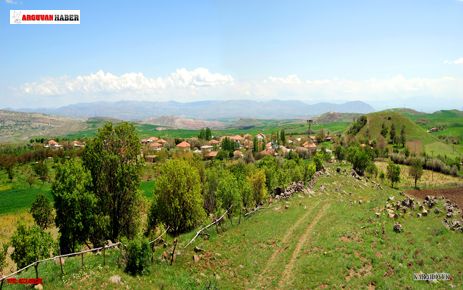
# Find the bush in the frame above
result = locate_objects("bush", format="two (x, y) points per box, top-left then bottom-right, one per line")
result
(123, 236), (152, 275)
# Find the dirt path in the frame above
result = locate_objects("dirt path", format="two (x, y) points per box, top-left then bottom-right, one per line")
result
(255, 201), (321, 287)
(277, 203), (330, 288)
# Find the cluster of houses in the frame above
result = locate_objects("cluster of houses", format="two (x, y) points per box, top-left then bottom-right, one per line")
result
(43, 139), (85, 149)
(141, 132), (334, 162)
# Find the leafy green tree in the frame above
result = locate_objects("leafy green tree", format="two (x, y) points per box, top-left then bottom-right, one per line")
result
(10, 224), (53, 277)
(30, 194), (54, 230)
(52, 159), (97, 254)
(247, 169), (268, 206)
(409, 158), (423, 188)
(82, 122), (143, 241)
(33, 161), (49, 183)
(205, 127), (212, 141)
(280, 129), (286, 145)
(216, 172), (242, 220)
(198, 128), (206, 140)
(253, 136), (259, 153)
(380, 122), (388, 138)
(390, 123), (396, 144)
(347, 146), (372, 176)
(400, 126), (406, 147)
(334, 146), (345, 161)
(149, 159), (205, 234)
(387, 162), (401, 188)
(314, 154), (324, 171)
(0, 155), (16, 181)
(26, 172), (36, 188)
(304, 161), (317, 182)
(203, 166), (225, 214)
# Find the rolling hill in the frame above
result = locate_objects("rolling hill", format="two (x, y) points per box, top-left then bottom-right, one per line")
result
(352, 111), (462, 158)
(0, 110), (86, 142)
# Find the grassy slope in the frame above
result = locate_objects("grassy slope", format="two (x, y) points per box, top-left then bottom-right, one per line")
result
(8, 163), (462, 289)
(357, 111), (462, 158)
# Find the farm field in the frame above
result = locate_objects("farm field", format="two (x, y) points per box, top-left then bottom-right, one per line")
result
(5, 163), (462, 289)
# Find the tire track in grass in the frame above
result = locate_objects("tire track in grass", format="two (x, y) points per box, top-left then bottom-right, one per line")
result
(255, 200), (321, 288)
(277, 202), (330, 289)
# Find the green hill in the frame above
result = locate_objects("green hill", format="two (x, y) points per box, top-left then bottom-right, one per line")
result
(352, 111), (462, 158)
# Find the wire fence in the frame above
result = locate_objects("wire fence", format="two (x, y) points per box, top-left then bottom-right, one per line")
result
(0, 227), (169, 287)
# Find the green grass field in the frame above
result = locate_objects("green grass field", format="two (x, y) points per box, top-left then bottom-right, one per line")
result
(6, 163), (462, 289)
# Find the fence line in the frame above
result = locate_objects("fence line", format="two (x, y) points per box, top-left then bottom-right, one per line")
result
(183, 207), (230, 249)
(0, 226), (169, 283)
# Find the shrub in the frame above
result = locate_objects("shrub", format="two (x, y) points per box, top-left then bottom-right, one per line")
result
(10, 224), (53, 269)
(123, 236), (152, 275)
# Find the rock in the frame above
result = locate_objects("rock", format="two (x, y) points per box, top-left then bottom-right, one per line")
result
(393, 223), (403, 233)
(422, 209), (428, 216)
(34, 284), (43, 290)
(417, 213), (422, 218)
(388, 196), (395, 201)
(194, 246), (204, 253)
(434, 208), (440, 214)
(109, 275), (122, 284)
(375, 212), (381, 218)
(446, 212), (453, 218)
(284, 205), (289, 209)
(193, 254), (200, 263)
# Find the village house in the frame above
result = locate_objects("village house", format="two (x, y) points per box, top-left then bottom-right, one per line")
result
(204, 151), (218, 160)
(176, 141), (191, 151)
(149, 142), (163, 151)
(303, 141), (317, 153)
(256, 133), (266, 141)
(72, 140), (85, 148)
(44, 139), (62, 149)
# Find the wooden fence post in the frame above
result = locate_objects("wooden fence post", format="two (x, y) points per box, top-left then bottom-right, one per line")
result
(103, 245), (106, 266)
(60, 258), (64, 276)
(81, 253), (84, 268)
(34, 261), (39, 279)
(170, 239), (177, 265)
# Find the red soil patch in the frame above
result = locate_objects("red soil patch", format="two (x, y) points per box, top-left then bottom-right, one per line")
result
(406, 187), (463, 212)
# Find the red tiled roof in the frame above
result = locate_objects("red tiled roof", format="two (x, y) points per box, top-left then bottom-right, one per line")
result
(176, 141), (191, 148)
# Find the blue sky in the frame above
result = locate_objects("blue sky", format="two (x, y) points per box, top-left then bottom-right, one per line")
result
(1, 0), (463, 111)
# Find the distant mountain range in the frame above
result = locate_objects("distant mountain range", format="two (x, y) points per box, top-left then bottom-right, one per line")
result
(17, 100), (375, 120)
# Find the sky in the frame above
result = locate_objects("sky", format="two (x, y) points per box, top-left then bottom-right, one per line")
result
(0, 0), (463, 111)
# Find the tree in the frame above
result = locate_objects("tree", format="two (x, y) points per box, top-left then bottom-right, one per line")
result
(10, 224), (53, 277)
(334, 146), (345, 161)
(380, 123), (388, 138)
(400, 126), (406, 147)
(314, 154), (324, 171)
(347, 146), (372, 176)
(247, 169), (267, 207)
(387, 162), (401, 188)
(82, 122), (143, 241)
(253, 136), (259, 153)
(198, 128), (206, 140)
(390, 123), (396, 144)
(26, 172), (36, 188)
(280, 129), (286, 145)
(205, 127), (212, 141)
(52, 159), (97, 254)
(409, 158), (423, 189)
(216, 172), (242, 222)
(33, 161), (49, 183)
(149, 159), (205, 234)
(0, 155), (16, 181)
(30, 194), (54, 230)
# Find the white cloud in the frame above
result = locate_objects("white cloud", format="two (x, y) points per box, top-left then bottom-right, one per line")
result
(13, 68), (463, 109)
(444, 57), (463, 65)
(5, 0), (18, 4)
(20, 68), (234, 97)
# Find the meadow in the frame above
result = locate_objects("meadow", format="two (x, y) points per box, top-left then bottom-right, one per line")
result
(4, 162), (462, 289)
